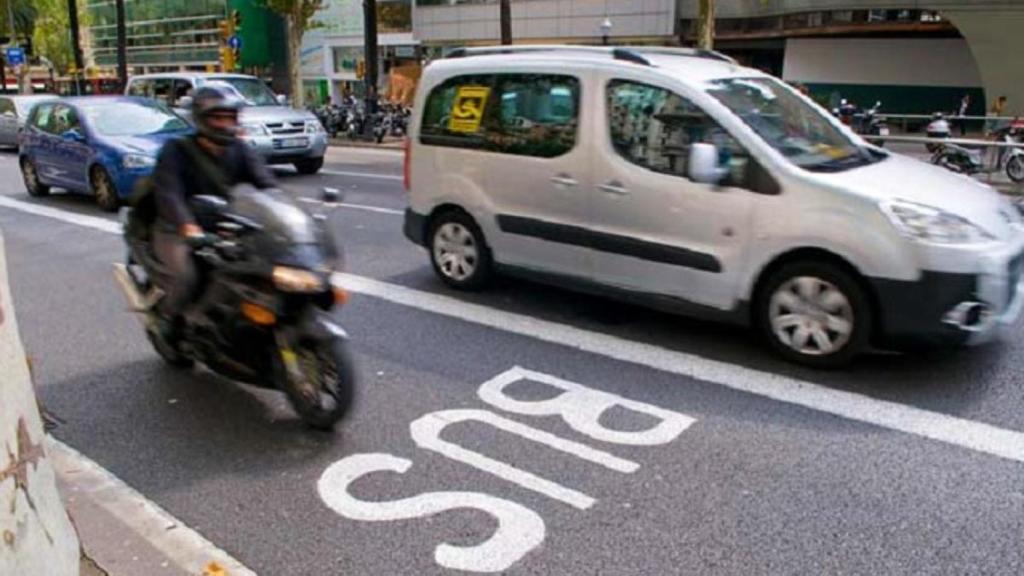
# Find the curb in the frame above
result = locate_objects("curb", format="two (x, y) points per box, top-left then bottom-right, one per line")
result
(327, 138), (403, 150)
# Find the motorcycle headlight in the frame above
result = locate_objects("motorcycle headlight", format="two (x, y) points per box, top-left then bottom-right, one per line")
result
(881, 200), (995, 245)
(273, 266), (324, 293)
(306, 120), (325, 134)
(122, 154), (156, 169)
(241, 123), (268, 137)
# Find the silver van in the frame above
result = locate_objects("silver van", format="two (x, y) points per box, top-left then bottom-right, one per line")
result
(403, 46), (1024, 367)
(126, 73), (327, 174)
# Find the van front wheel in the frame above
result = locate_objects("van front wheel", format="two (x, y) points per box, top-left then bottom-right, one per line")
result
(757, 261), (871, 368)
(429, 211), (492, 290)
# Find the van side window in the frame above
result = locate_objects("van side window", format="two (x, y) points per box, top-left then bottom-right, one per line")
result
(607, 80), (765, 192)
(421, 73), (580, 158)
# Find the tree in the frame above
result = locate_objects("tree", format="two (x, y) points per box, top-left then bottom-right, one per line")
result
(30, 0), (88, 75)
(1, 0), (38, 93)
(261, 0), (324, 109)
(696, 0), (714, 50)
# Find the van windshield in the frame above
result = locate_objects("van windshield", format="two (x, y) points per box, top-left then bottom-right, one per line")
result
(706, 77), (877, 172)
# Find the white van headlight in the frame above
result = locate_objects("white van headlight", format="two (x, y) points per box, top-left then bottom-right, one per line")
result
(881, 200), (994, 245)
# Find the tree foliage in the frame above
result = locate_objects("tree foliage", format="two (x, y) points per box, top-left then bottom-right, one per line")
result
(30, 0), (88, 74)
(258, 0), (325, 108)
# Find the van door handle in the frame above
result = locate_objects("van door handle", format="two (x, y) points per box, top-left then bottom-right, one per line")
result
(550, 174), (578, 187)
(599, 181), (629, 196)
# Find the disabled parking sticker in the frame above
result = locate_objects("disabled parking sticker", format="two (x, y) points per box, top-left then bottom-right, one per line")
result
(448, 86), (491, 133)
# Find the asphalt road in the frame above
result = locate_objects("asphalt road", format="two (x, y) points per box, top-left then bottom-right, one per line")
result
(1, 146), (1022, 575)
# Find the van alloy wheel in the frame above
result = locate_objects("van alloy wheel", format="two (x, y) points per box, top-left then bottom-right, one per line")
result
(433, 222), (479, 282)
(768, 276), (854, 357)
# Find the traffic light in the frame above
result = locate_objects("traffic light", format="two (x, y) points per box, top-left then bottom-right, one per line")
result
(219, 45), (235, 72)
(355, 59), (365, 80)
(219, 20), (231, 42)
(232, 9), (242, 29)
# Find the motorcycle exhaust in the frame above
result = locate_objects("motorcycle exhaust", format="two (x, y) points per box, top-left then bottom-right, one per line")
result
(112, 263), (161, 327)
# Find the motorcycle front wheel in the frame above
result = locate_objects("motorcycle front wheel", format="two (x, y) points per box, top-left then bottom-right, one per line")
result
(275, 335), (356, 430)
(933, 151), (969, 174)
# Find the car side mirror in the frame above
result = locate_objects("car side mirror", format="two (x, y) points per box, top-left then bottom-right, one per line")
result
(688, 143), (727, 185)
(178, 96), (194, 109)
(276, 94), (288, 105)
(61, 128), (85, 143)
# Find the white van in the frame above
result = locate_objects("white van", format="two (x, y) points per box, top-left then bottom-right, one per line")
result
(402, 46), (1024, 367)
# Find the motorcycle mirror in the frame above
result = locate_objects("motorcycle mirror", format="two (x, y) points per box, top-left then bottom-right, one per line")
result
(322, 187), (342, 204)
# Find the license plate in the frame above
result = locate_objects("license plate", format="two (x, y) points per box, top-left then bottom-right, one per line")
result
(278, 137), (308, 149)
(878, 127), (890, 136)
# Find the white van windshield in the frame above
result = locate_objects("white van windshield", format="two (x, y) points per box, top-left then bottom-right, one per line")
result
(707, 77), (877, 172)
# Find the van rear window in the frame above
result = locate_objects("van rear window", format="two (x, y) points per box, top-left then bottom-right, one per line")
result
(420, 73), (580, 159)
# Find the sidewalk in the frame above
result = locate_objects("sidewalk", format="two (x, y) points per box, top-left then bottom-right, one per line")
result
(51, 439), (254, 576)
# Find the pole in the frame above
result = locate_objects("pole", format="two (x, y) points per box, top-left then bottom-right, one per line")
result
(115, 0), (127, 90)
(499, 0), (511, 45)
(67, 0), (85, 94)
(362, 0), (378, 138)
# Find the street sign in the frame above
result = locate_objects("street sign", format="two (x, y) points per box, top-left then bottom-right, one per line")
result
(5, 47), (24, 67)
(228, 35), (242, 50)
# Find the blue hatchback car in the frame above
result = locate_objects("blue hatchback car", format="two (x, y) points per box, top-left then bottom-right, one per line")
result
(19, 96), (191, 211)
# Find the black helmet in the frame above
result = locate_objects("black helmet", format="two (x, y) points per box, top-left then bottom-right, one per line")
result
(191, 85), (244, 146)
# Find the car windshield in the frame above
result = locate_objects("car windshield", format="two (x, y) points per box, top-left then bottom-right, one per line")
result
(706, 77), (875, 171)
(81, 100), (189, 136)
(204, 77), (278, 106)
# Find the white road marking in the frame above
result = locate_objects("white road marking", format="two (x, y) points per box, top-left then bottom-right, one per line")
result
(410, 409), (639, 510)
(49, 438), (257, 576)
(319, 169), (404, 181)
(0, 195), (122, 234)
(4, 196), (1024, 465)
(297, 196), (403, 215)
(479, 366), (696, 446)
(318, 453), (545, 573)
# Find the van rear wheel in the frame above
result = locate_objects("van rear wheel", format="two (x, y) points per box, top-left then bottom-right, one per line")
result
(757, 261), (871, 368)
(428, 210), (492, 290)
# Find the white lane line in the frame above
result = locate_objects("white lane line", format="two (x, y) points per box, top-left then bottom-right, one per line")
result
(335, 274), (1024, 465)
(319, 169), (403, 181)
(4, 195), (1024, 465)
(297, 197), (403, 215)
(0, 195), (122, 233)
(49, 438), (257, 576)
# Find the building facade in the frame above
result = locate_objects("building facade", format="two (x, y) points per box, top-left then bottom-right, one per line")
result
(300, 0), (420, 105)
(83, 0), (285, 77)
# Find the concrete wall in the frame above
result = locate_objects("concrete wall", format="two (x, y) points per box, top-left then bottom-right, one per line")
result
(413, 0), (676, 44)
(945, 9), (1024, 115)
(783, 38), (982, 87)
(0, 231), (80, 576)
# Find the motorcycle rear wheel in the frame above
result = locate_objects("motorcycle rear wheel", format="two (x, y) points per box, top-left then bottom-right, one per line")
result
(276, 336), (356, 430)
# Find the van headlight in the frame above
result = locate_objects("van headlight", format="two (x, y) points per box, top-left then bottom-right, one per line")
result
(123, 154), (155, 169)
(241, 123), (268, 137)
(272, 266), (324, 292)
(881, 200), (994, 245)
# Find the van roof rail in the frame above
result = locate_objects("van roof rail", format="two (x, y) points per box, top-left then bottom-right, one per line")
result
(443, 45), (736, 66)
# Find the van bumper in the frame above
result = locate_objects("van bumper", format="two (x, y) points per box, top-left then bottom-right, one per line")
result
(404, 208), (428, 247)
(871, 262), (1024, 349)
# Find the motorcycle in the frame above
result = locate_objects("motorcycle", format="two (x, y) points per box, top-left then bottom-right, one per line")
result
(113, 186), (357, 429)
(858, 101), (890, 146)
(1004, 121), (1024, 183)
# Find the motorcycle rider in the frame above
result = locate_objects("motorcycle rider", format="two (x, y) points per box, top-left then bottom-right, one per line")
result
(150, 84), (277, 334)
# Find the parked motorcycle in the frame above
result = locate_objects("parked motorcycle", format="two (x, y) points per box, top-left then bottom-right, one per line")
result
(114, 186), (357, 429)
(858, 101), (890, 146)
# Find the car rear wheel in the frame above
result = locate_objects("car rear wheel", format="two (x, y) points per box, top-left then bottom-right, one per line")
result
(757, 261), (871, 368)
(21, 158), (49, 197)
(91, 167), (120, 212)
(295, 158), (324, 175)
(429, 210), (492, 290)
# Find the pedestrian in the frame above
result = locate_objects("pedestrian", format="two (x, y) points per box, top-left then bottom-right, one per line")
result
(958, 94), (971, 136)
(986, 95), (1008, 135)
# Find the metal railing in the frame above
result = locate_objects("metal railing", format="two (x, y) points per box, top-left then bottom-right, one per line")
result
(852, 113), (1020, 133)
